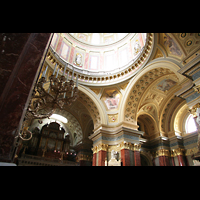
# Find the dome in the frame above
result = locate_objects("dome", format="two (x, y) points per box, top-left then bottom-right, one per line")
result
(69, 33), (129, 46)
(48, 33), (153, 86)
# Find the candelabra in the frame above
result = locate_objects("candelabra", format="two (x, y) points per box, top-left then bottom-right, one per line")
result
(18, 63), (79, 141)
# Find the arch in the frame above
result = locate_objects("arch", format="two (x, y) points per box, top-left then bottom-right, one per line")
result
(119, 60), (184, 125)
(140, 151), (153, 166)
(78, 84), (107, 128)
(137, 113), (159, 139)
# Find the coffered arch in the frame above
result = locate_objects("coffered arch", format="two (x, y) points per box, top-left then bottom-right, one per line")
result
(119, 60), (185, 126)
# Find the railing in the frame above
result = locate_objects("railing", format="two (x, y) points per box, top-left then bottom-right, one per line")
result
(18, 154), (79, 166)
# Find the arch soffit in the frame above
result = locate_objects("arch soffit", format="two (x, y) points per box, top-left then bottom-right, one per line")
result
(137, 111), (159, 132)
(173, 102), (189, 135)
(119, 60), (184, 123)
(78, 85), (107, 128)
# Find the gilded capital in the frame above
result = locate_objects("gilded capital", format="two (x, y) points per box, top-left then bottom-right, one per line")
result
(119, 141), (133, 150)
(171, 148), (185, 157)
(119, 142), (141, 151)
(152, 149), (170, 158)
(97, 143), (108, 152)
(92, 146), (98, 154)
(194, 85), (200, 93)
(133, 143), (141, 151)
(189, 103), (200, 118)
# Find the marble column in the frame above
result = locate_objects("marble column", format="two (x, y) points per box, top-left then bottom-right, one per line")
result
(0, 33), (52, 162)
(120, 142), (131, 166)
(121, 149), (130, 166)
(134, 151), (141, 166)
(92, 152), (97, 166)
(98, 150), (107, 166)
(97, 144), (108, 166)
(153, 149), (170, 166)
(92, 144), (108, 166)
(171, 148), (186, 166)
(177, 155), (185, 166)
(133, 144), (141, 166)
(159, 156), (170, 166)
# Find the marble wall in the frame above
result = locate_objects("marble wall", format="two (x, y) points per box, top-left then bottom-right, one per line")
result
(0, 33), (51, 162)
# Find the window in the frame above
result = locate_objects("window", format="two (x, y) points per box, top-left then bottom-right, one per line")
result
(185, 114), (197, 133)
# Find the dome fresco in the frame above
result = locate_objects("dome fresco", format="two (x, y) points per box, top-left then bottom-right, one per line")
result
(69, 33), (129, 46)
(50, 33), (147, 72)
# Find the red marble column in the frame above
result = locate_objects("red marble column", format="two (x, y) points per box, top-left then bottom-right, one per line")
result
(121, 149), (130, 166)
(134, 151), (141, 166)
(177, 155), (185, 166)
(92, 153), (97, 166)
(98, 150), (107, 166)
(159, 156), (170, 166)
(0, 33), (52, 162)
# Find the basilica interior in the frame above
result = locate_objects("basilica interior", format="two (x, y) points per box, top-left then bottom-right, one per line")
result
(1, 33), (200, 166)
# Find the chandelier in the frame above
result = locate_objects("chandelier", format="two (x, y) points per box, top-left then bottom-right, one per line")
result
(34, 63), (79, 109)
(17, 63), (79, 141)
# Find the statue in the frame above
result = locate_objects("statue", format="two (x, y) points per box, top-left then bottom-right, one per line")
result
(107, 150), (121, 166)
(111, 150), (117, 159)
(74, 53), (82, 66)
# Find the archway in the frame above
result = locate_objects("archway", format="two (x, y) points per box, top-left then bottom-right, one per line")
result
(137, 113), (159, 140)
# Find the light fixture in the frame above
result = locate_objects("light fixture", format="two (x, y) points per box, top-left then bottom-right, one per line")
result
(32, 63), (79, 110)
(17, 63), (79, 141)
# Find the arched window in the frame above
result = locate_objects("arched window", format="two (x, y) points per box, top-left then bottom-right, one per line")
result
(185, 114), (197, 133)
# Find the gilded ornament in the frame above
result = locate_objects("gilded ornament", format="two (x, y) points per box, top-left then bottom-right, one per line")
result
(194, 85), (200, 93)
(180, 33), (186, 38)
(186, 40), (192, 46)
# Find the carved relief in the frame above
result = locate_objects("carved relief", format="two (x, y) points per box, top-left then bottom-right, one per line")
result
(108, 114), (118, 123)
